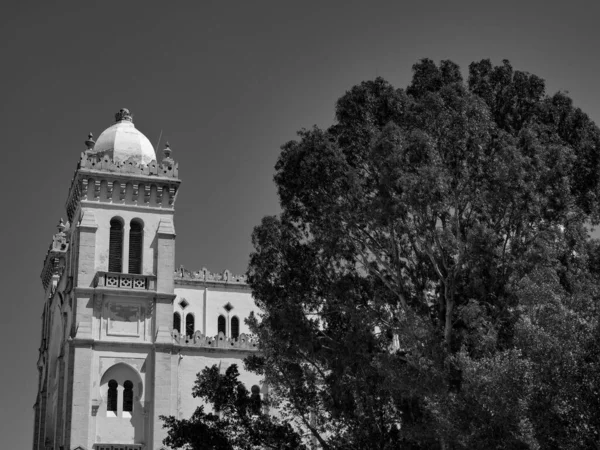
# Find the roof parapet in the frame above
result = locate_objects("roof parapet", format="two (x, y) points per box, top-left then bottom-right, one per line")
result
(175, 265), (247, 285)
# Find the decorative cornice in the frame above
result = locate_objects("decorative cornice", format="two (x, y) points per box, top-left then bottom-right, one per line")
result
(174, 266), (248, 285)
(65, 161), (181, 222)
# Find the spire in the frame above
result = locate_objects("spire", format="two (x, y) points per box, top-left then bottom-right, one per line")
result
(114, 108), (133, 123)
(85, 132), (95, 150)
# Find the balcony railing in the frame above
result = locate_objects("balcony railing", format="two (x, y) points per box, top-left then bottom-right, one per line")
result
(94, 445), (143, 450)
(93, 271), (156, 291)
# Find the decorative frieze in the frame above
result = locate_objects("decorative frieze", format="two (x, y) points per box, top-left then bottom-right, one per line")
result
(172, 330), (258, 351)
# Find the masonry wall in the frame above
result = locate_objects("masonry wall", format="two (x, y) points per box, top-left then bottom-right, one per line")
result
(174, 285), (257, 338)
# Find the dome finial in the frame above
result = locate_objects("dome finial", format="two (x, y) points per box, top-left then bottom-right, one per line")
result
(85, 132), (95, 150)
(115, 108), (133, 123)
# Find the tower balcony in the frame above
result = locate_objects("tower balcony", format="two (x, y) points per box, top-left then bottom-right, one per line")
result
(94, 445), (143, 450)
(93, 271), (156, 291)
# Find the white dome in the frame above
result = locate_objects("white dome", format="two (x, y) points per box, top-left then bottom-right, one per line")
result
(92, 109), (156, 165)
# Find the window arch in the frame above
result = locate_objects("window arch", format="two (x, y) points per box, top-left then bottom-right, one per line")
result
(173, 312), (181, 333)
(107, 379), (118, 412)
(185, 314), (195, 337)
(231, 316), (240, 340)
(218, 315), (226, 335)
(123, 380), (133, 412)
(109, 218), (123, 272)
(128, 220), (143, 274)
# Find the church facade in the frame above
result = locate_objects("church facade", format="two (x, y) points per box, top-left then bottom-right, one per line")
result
(33, 109), (262, 450)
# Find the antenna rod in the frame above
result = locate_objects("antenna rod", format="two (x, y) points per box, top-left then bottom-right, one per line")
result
(156, 129), (163, 151)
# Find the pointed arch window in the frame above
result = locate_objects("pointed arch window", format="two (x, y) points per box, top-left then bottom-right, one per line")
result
(231, 316), (240, 339)
(185, 314), (195, 337)
(107, 379), (118, 412)
(173, 312), (181, 333)
(123, 380), (133, 412)
(109, 219), (123, 272)
(129, 220), (143, 274)
(218, 315), (226, 335)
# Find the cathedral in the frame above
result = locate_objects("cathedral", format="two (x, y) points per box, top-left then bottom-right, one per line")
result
(33, 109), (262, 450)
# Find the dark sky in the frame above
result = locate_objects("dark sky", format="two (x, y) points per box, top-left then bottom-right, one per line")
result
(2, 1), (600, 447)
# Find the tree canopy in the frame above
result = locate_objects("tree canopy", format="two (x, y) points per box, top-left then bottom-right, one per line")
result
(163, 59), (600, 449)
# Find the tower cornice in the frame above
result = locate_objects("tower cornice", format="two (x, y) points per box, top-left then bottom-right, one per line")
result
(65, 158), (181, 223)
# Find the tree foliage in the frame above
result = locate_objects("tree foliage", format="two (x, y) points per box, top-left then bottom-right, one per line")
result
(164, 59), (600, 449)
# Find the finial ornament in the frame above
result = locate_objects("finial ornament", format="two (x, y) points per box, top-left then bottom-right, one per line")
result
(85, 132), (95, 150)
(115, 108), (133, 123)
(57, 218), (66, 233)
(163, 142), (172, 159)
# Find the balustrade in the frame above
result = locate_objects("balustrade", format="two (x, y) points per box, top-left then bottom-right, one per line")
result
(93, 271), (156, 291)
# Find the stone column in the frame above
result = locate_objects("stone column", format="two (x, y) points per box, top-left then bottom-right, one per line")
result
(151, 216), (177, 449)
(67, 343), (94, 450)
(76, 209), (97, 288)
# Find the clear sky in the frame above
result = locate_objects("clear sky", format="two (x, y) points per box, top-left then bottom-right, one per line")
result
(2, 1), (600, 447)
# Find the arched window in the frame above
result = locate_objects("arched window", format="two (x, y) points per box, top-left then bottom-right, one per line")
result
(173, 312), (181, 333)
(109, 219), (123, 272)
(123, 380), (133, 412)
(128, 220), (143, 274)
(231, 316), (240, 339)
(107, 379), (118, 412)
(185, 314), (195, 337)
(250, 385), (261, 415)
(218, 315), (226, 335)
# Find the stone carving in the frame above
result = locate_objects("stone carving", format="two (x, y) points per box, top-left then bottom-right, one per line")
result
(93, 272), (156, 291)
(171, 330), (258, 351)
(41, 220), (70, 291)
(115, 107), (133, 122)
(174, 265), (248, 284)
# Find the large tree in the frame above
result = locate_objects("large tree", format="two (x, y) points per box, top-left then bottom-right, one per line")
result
(163, 59), (600, 449)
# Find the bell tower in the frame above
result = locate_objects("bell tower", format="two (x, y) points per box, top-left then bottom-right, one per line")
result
(33, 109), (181, 450)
